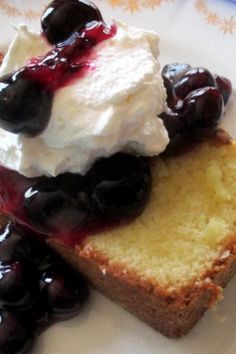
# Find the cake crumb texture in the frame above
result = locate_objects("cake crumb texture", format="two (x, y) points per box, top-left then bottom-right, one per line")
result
(84, 142), (236, 288)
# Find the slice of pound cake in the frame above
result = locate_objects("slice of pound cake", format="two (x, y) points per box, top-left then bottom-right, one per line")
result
(50, 132), (236, 338)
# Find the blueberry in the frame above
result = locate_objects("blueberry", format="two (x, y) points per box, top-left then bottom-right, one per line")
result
(159, 111), (182, 139)
(41, 0), (103, 45)
(160, 86), (224, 153)
(87, 154), (152, 220)
(0, 69), (53, 136)
(180, 87), (224, 138)
(162, 76), (179, 110)
(160, 63), (228, 149)
(40, 264), (89, 319)
(22, 237), (59, 271)
(215, 75), (232, 105)
(162, 63), (193, 110)
(162, 63), (192, 84)
(0, 310), (35, 354)
(0, 223), (31, 264)
(173, 67), (216, 99)
(0, 261), (39, 310)
(24, 173), (90, 234)
(0, 222), (57, 270)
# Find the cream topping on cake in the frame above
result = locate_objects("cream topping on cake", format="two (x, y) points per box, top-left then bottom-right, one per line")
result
(0, 21), (168, 177)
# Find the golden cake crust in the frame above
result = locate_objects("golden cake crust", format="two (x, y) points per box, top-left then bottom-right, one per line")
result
(49, 235), (236, 338)
(0, 131), (234, 337)
(48, 130), (236, 338)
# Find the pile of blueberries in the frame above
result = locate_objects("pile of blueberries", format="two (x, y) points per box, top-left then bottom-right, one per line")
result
(24, 153), (152, 235)
(0, 222), (89, 353)
(0, 0), (104, 137)
(22, 59), (232, 235)
(0, 0), (233, 353)
(0, 2), (154, 349)
(0, 0), (232, 142)
(160, 63), (232, 153)
(0, 154), (152, 354)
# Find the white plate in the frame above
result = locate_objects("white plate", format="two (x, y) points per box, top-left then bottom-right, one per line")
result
(0, 1), (236, 353)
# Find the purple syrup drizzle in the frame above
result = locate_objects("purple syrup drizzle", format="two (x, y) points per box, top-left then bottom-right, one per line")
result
(0, 165), (125, 246)
(24, 21), (116, 92)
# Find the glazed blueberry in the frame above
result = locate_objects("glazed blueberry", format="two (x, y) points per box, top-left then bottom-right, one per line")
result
(215, 75), (232, 105)
(0, 310), (35, 354)
(160, 63), (231, 147)
(162, 76), (179, 110)
(40, 264), (89, 319)
(162, 63), (191, 83)
(162, 63), (192, 110)
(0, 223), (31, 264)
(174, 67), (216, 99)
(41, 0), (103, 45)
(22, 238), (58, 271)
(16, 228), (59, 270)
(87, 154), (152, 219)
(159, 111), (182, 139)
(180, 87), (224, 139)
(160, 87), (223, 144)
(24, 173), (90, 234)
(0, 262), (39, 310)
(0, 70), (53, 136)
(0, 222), (58, 270)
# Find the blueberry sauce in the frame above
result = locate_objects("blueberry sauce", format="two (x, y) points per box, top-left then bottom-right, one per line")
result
(0, 153), (152, 245)
(0, 60), (232, 354)
(160, 63), (232, 155)
(0, 155), (151, 353)
(0, 0), (233, 350)
(25, 21), (116, 92)
(0, 222), (89, 354)
(0, 21), (116, 136)
(0, 166), (92, 245)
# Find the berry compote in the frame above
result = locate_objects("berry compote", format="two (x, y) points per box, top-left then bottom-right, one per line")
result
(160, 63), (232, 155)
(0, 4), (116, 137)
(0, 0), (233, 352)
(0, 154), (152, 354)
(0, 222), (89, 354)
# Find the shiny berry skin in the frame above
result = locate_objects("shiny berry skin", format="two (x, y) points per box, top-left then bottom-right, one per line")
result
(174, 67), (216, 99)
(0, 70), (53, 136)
(24, 173), (90, 234)
(160, 63), (231, 148)
(0, 262), (39, 310)
(160, 87), (223, 146)
(0, 222), (59, 271)
(0, 220), (90, 352)
(180, 87), (224, 139)
(40, 264), (89, 319)
(159, 111), (182, 139)
(162, 64), (192, 110)
(0, 223), (32, 264)
(162, 76), (178, 110)
(0, 310), (35, 354)
(87, 154), (152, 220)
(215, 75), (232, 105)
(41, 0), (103, 45)
(162, 63), (191, 83)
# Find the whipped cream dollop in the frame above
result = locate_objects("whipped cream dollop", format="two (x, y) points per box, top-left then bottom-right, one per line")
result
(0, 21), (168, 177)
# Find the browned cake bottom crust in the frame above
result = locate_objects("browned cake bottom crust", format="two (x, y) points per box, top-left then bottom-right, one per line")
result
(48, 131), (236, 338)
(49, 236), (236, 338)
